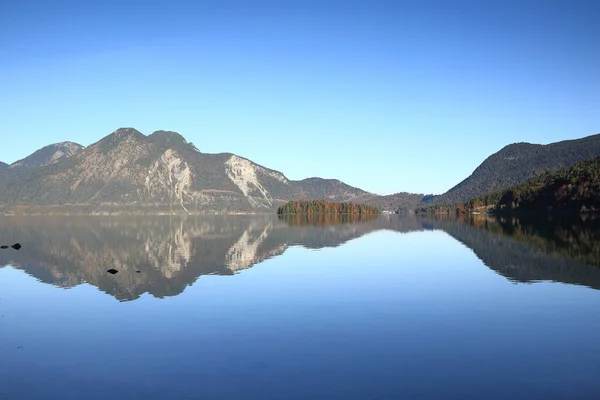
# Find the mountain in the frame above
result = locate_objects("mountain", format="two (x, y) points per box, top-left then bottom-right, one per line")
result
(478, 157), (600, 214)
(0, 128), (370, 214)
(355, 191), (426, 211)
(10, 141), (84, 170)
(417, 156), (600, 215)
(430, 133), (600, 206)
(0, 161), (8, 170)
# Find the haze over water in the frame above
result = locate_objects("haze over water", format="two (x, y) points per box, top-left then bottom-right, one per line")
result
(1, 215), (600, 399)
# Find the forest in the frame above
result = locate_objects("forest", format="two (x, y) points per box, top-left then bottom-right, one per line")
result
(415, 157), (600, 215)
(277, 200), (380, 215)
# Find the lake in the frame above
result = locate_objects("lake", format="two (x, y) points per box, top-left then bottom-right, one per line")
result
(1, 214), (600, 399)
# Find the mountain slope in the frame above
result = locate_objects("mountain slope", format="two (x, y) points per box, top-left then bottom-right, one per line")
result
(355, 191), (426, 211)
(294, 177), (372, 202)
(481, 157), (600, 213)
(0, 128), (370, 214)
(10, 141), (84, 170)
(431, 133), (600, 205)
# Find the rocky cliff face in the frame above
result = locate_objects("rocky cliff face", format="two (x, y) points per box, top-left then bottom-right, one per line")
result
(0, 128), (371, 214)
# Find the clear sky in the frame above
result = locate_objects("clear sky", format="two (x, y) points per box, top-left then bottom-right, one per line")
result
(1, 0), (598, 195)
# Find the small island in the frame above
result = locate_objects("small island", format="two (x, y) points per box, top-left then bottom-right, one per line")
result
(277, 200), (380, 215)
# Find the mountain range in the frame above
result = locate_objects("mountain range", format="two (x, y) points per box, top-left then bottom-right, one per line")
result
(1, 128), (599, 214)
(0, 128), (369, 214)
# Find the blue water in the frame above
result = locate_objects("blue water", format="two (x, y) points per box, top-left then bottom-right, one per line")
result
(1, 216), (600, 399)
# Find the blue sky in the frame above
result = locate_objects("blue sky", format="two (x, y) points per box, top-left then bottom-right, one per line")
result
(1, 0), (598, 195)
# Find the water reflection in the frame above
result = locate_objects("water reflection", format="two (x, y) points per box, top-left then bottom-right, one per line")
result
(1, 213), (600, 300)
(279, 213), (379, 226)
(432, 214), (600, 289)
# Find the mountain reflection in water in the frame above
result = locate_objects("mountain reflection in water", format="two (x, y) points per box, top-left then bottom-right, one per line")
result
(1, 214), (600, 301)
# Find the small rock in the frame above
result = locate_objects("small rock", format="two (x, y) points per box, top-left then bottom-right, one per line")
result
(135, 270), (141, 273)
(0, 246), (7, 249)
(107, 269), (118, 274)
(11, 243), (21, 250)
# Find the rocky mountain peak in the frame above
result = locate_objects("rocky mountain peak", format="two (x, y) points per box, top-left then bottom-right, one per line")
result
(150, 130), (186, 140)
(9, 141), (85, 169)
(58, 141), (85, 151)
(111, 127), (145, 140)
(94, 127), (146, 152)
(148, 130), (188, 148)
(147, 130), (204, 154)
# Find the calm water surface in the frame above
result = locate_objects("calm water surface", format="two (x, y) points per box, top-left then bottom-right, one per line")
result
(1, 215), (600, 399)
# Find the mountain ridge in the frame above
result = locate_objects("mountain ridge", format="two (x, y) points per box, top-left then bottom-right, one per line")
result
(10, 141), (85, 170)
(0, 128), (372, 214)
(425, 133), (600, 207)
(3, 129), (600, 214)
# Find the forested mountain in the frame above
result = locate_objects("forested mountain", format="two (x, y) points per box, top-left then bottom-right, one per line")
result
(0, 128), (371, 214)
(479, 157), (600, 213)
(429, 133), (600, 206)
(417, 157), (600, 215)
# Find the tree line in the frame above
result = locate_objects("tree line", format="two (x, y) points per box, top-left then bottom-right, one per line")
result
(277, 200), (380, 215)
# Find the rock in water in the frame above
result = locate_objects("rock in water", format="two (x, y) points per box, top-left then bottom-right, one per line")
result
(11, 243), (21, 250)
(0, 245), (8, 249)
(107, 269), (118, 274)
